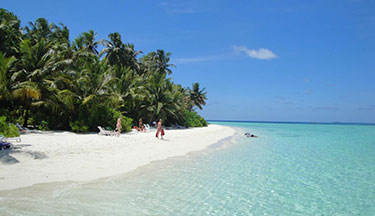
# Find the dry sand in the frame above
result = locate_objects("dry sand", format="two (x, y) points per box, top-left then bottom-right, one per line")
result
(0, 124), (235, 191)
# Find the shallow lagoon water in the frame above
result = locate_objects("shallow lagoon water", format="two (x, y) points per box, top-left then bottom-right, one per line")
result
(1, 122), (374, 215)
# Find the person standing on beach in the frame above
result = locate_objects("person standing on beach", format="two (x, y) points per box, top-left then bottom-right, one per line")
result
(116, 117), (122, 136)
(155, 119), (165, 139)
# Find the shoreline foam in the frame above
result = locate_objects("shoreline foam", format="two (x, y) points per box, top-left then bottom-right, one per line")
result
(0, 124), (235, 191)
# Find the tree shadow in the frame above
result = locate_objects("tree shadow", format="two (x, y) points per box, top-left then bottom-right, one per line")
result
(0, 144), (47, 165)
(0, 150), (19, 164)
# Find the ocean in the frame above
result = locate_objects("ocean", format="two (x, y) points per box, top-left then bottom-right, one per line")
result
(1, 121), (374, 215)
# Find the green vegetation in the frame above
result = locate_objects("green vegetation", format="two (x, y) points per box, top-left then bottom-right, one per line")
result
(0, 9), (208, 132)
(183, 110), (208, 127)
(0, 116), (20, 137)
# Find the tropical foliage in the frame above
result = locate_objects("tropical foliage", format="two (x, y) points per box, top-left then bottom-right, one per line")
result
(0, 9), (208, 132)
(0, 116), (20, 137)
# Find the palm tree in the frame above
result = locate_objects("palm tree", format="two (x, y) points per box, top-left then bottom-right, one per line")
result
(110, 66), (141, 114)
(11, 38), (57, 126)
(140, 50), (174, 76)
(138, 72), (183, 124)
(101, 32), (141, 71)
(24, 18), (56, 44)
(154, 49), (174, 75)
(73, 30), (100, 55)
(0, 9), (22, 57)
(51, 23), (70, 43)
(0, 52), (16, 101)
(188, 82), (207, 111)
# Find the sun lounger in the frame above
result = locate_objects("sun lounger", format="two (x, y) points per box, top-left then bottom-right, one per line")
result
(4, 137), (21, 142)
(16, 123), (31, 134)
(0, 135), (21, 143)
(173, 123), (186, 129)
(97, 126), (117, 136)
(0, 136), (14, 151)
(0, 141), (13, 150)
(144, 124), (154, 131)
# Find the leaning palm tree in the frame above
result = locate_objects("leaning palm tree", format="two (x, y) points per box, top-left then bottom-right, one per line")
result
(188, 82), (207, 111)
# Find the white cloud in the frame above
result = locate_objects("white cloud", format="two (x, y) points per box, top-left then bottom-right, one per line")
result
(233, 45), (278, 60)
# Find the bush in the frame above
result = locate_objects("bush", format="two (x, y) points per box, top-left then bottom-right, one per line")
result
(0, 116), (20, 137)
(38, 120), (49, 130)
(112, 112), (132, 132)
(200, 117), (208, 126)
(69, 120), (89, 133)
(182, 110), (207, 127)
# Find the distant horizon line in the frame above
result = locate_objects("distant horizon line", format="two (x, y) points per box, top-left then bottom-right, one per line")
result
(207, 119), (375, 126)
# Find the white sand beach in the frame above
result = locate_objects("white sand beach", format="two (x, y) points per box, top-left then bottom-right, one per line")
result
(0, 124), (235, 191)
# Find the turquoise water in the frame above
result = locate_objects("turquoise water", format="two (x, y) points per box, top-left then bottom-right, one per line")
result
(1, 122), (375, 215)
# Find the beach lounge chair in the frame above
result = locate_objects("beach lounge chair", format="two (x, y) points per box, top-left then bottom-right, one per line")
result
(144, 124), (153, 131)
(170, 123), (186, 129)
(0, 141), (13, 151)
(16, 123), (31, 134)
(0, 135), (14, 151)
(97, 126), (117, 136)
(0, 134), (21, 143)
(175, 123), (186, 129)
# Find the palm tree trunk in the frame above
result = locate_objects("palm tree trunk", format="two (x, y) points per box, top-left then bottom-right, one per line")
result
(23, 107), (29, 127)
(150, 112), (156, 125)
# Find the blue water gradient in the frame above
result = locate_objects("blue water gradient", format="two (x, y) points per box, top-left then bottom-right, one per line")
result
(1, 122), (374, 215)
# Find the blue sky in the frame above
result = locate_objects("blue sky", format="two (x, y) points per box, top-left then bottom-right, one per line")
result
(2, 0), (375, 123)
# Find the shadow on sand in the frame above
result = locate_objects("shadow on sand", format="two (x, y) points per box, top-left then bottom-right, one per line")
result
(0, 144), (47, 165)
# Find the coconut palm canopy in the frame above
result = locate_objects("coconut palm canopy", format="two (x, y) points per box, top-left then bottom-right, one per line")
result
(0, 9), (208, 131)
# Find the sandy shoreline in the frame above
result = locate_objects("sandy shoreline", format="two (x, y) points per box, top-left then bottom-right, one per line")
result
(0, 124), (235, 191)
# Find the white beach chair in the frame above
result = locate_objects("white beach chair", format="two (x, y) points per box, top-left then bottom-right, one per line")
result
(0, 134), (21, 143)
(144, 124), (155, 132)
(144, 124), (150, 130)
(97, 126), (117, 136)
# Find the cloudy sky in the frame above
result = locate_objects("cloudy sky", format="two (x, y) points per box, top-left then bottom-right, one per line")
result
(3, 0), (375, 123)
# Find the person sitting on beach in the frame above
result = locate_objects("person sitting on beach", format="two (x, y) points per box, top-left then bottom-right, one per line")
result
(155, 119), (165, 139)
(116, 117), (122, 136)
(139, 118), (145, 131)
(133, 118), (145, 132)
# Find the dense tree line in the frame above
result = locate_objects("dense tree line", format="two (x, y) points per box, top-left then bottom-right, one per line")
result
(0, 9), (208, 132)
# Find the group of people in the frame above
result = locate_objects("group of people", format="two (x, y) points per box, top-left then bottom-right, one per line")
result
(115, 117), (165, 139)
